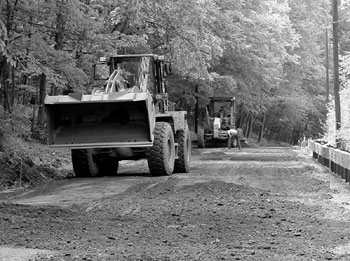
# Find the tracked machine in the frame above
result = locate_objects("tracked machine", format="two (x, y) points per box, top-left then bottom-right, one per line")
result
(45, 54), (191, 177)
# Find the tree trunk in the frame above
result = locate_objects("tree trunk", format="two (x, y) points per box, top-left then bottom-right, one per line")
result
(50, 83), (57, 95)
(11, 66), (15, 107)
(0, 57), (3, 108)
(258, 111), (266, 143)
(236, 103), (243, 127)
(37, 74), (46, 127)
(76, 29), (87, 68)
(278, 129), (282, 143)
(195, 85), (199, 133)
(55, 1), (65, 50)
(251, 115), (259, 136)
(31, 82), (39, 133)
(239, 112), (248, 129)
(1, 59), (11, 112)
(246, 114), (254, 138)
(3, 80), (11, 113)
(244, 113), (252, 137)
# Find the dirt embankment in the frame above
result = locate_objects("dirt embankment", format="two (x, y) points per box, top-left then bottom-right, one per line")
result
(1, 147), (350, 260)
(0, 137), (72, 191)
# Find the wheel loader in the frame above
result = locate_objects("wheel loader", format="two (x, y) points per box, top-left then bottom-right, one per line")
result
(44, 54), (191, 177)
(197, 96), (244, 148)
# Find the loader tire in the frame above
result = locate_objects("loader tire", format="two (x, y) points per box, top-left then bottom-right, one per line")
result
(97, 157), (119, 176)
(197, 128), (205, 148)
(174, 125), (191, 173)
(146, 122), (175, 176)
(71, 149), (99, 177)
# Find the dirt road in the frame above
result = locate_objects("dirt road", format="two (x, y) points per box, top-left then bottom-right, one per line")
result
(1, 147), (350, 260)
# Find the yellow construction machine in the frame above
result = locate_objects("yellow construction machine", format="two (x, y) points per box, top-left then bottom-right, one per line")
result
(197, 96), (240, 148)
(45, 54), (191, 177)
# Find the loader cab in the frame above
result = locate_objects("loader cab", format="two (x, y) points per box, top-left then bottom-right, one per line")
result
(207, 97), (236, 131)
(109, 56), (154, 92)
(94, 54), (171, 113)
(95, 54), (170, 95)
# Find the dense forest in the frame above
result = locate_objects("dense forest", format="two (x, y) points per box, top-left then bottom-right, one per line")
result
(0, 0), (346, 146)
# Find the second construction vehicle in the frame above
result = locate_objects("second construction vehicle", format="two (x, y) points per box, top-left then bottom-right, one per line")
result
(45, 54), (191, 177)
(197, 96), (243, 148)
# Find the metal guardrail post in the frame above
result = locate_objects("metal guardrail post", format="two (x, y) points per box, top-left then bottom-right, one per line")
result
(331, 149), (335, 173)
(340, 151), (345, 179)
(321, 145), (329, 168)
(334, 150), (339, 175)
(344, 151), (350, 182)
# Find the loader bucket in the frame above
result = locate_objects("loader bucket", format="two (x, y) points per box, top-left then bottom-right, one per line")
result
(45, 93), (154, 148)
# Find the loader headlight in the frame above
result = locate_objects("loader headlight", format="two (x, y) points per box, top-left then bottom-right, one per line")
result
(155, 93), (168, 100)
(99, 57), (110, 63)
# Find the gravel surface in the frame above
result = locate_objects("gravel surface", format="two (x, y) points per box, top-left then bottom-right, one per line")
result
(1, 147), (350, 260)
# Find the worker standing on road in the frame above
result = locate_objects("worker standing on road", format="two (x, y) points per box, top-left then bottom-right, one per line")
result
(227, 127), (241, 150)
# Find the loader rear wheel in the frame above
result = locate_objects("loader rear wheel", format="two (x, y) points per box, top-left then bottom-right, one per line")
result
(174, 125), (191, 173)
(146, 122), (175, 176)
(197, 128), (205, 148)
(71, 149), (99, 177)
(97, 157), (119, 176)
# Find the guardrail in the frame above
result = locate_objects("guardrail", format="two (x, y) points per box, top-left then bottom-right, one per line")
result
(308, 140), (350, 182)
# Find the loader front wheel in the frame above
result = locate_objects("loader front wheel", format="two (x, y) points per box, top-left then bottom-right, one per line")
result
(146, 122), (175, 176)
(174, 125), (191, 173)
(71, 149), (99, 177)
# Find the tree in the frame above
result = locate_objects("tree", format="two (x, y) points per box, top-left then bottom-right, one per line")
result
(268, 0), (330, 142)
(0, 0), (338, 145)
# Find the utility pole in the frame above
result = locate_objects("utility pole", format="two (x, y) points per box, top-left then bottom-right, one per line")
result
(326, 28), (330, 104)
(332, 0), (341, 134)
(195, 85), (199, 134)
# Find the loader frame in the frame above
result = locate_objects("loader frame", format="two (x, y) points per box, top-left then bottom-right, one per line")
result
(45, 54), (191, 177)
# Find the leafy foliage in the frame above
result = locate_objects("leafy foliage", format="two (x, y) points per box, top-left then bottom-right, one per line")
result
(0, 0), (339, 145)
(0, 105), (32, 139)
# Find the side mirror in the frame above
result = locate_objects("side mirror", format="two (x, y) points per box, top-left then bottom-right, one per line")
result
(93, 64), (110, 80)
